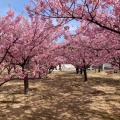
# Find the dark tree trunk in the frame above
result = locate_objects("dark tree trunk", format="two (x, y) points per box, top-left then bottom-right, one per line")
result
(82, 59), (88, 81)
(24, 73), (29, 94)
(7, 66), (12, 75)
(114, 70), (117, 73)
(59, 64), (61, 71)
(39, 72), (41, 78)
(98, 66), (101, 72)
(80, 69), (82, 74)
(83, 68), (87, 81)
(76, 67), (79, 74)
(119, 58), (120, 72)
(8, 69), (11, 75)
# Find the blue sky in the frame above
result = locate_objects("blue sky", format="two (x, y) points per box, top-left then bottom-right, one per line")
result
(0, 0), (79, 28)
(0, 0), (30, 16)
(0, 0), (80, 42)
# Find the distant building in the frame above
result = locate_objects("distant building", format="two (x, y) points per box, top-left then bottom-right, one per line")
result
(56, 64), (75, 71)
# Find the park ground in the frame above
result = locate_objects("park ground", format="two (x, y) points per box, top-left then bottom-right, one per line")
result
(0, 70), (120, 120)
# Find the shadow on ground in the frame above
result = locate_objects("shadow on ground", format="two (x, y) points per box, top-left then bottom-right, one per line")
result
(0, 70), (120, 120)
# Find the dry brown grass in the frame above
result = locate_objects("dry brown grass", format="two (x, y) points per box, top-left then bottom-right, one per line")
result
(0, 70), (120, 120)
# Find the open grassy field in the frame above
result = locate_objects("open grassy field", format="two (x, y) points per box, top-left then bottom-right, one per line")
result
(0, 70), (120, 120)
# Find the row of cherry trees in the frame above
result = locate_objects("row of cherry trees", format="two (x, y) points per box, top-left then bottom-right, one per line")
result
(26, 0), (119, 81)
(59, 23), (120, 81)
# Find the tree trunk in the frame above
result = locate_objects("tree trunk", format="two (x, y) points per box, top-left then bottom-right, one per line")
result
(119, 59), (120, 73)
(76, 67), (79, 74)
(8, 69), (11, 75)
(80, 69), (82, 74)
(39, 72), (41, 78)
(24, 73), (29, 94)
(7, 66), (12, 75)
(83, 68), (87, 81)
(114, 69), (117, 73)
(98, 66), (101, 72)
(83, 59), (88, 81)
(59, 64), (61, 71)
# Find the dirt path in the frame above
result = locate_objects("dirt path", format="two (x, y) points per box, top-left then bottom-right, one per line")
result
(0, 70), (120, 120)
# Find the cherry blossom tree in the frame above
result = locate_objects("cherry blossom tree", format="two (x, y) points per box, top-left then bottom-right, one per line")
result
(0, 9), (64, 93)
(26, 0), (120, 35)
(26, 0), (120, 74)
